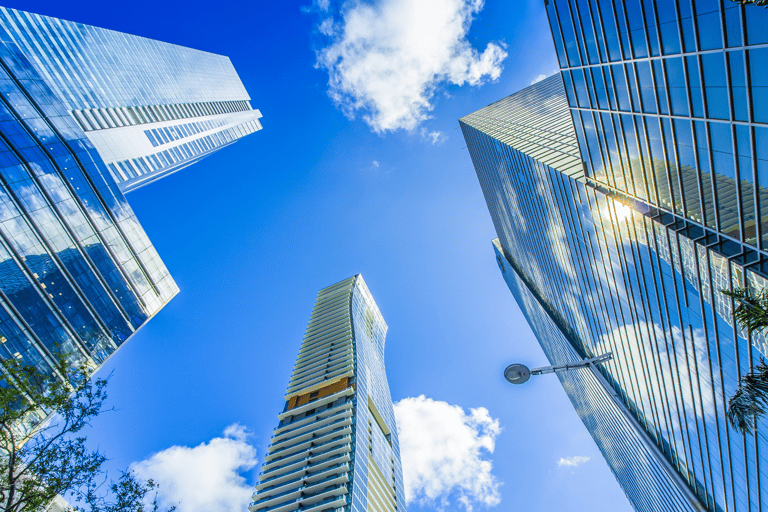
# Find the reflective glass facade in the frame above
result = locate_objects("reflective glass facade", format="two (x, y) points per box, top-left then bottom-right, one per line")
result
(251, 276), (405, 512)
(0, 7), (263, 192)
(0, 26), (177, 385)
(461, 71), (768, 512)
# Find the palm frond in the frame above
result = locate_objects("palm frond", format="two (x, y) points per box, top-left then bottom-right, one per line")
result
(727, 362), (768, 433)
(722, 288), (768, 335)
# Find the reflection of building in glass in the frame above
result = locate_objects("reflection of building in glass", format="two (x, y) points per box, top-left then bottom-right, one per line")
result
(250, 276), (405, 512)
(0, 7), (262, 192)
(0, 10), (257, 397)
(461, 1), (768, 507)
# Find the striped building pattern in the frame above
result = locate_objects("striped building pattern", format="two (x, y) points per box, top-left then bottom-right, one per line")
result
(250, 276), (405, 512)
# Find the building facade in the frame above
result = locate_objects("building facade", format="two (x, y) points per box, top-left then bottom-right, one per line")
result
(0, 10), (258, 402)
(461, 10), (768, 507)
(250, 276), (405, 512)
(0, 7), (262, 192)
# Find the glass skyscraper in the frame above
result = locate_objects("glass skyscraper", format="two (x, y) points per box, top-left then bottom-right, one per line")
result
(0, 10), (258, 400)
(460, 2), (768, 511)
(250, 276), (405, 512)
(0, 7), (263, 192)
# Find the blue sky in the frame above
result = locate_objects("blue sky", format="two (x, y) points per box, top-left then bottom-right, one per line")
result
(9, 0), (633, 511)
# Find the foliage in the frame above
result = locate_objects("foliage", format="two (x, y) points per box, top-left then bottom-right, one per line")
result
(722, 287), (768, 433)
(731, 0), (768, 6)
(722, 287), (768, 335)
(726, 361), (768, 434)
(0, 357), (174, 512)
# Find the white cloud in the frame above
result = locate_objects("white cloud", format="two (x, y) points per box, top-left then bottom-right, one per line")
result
(557, 456), (591, 468)
(420, 128), (447, 145)
(314, 0), (507, 133)
(530, 73), (547, 85)
(130, 424), (257, 512)
(394, 395), (502, 511)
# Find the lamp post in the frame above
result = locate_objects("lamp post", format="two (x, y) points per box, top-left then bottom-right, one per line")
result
(504, 352), (613, 384)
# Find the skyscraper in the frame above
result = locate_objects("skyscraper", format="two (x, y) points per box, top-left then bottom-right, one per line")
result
(0, 7), (262, 192)
(460, 1), (768, 509)
(0, 10), (258, 394)
(250, 276), (405, 512)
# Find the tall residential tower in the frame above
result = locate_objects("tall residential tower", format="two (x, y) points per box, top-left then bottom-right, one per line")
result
(250, 276), (405, 512)
(461, 1), (768, 510)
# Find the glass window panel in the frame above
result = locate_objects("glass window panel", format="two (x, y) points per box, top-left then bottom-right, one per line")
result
(658, 1), (682, 55)
(642, 0), (660, 56)
(625, 64), (641, 111)
(576, 0), (600, 64)
(710, 122), (738, 238)
(756, 126), (768, 247)
(666, 57), (690, 116)
(729, 51), (749, 122)
(749, 48), (768, 123)
(686, 56), (705, 118)
(636, 61), (656, 114)
(701, 53), (729, 120)
(556, 0), (582, 66)
(735, 124), (756, 246)
(724, 4), (743, 47)
(695, 121), (716, 228)
(604, 66), (617, 109)
(679, 0), (697, 52)
(663, 117), (685, 215)
(625, 0), (648, 58)
(745, 2), (768, 45)
(572, 69), (591, 107)
(646, 117), (673, 210)
(653, 60), (669, 114)
(612, 64), (632, 111)
(675, 118), (702, 222)
(599, 0), (623, 60)
(694, 0), (723, 50)
(592, 66), (610, 109)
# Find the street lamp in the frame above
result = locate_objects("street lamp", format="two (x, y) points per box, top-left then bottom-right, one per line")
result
(504, 352), (614, 384)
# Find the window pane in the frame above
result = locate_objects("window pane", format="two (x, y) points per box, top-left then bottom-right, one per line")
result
(701, 53), (729, 120)
(749, 48), (768, 123)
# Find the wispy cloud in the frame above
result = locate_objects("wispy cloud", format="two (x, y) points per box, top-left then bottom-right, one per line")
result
(130, 424), (257, 512)
(557, 455), (591, 468)
(372, 160), (380, 167)
(530, 73), (547, 85)
(420, 128), (447, 145)
(313, 0), (507, 133)
(394, 395), (502, 511)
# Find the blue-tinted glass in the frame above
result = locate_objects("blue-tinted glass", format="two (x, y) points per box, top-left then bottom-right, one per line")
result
(612, 64), (632, 111)
(658, 1), (682, 54)
(745, 3), (768, 44)
(694, 0), (723, 50)
(642, 0), (661, 56)
(667, 57), (690, 116)
(701, 53), (729, 120)
(592, 66), (610, 109)
(600, 0), (623, 60)
(576, 0), (600, 64)
(729, 51), (749, 122)
(625, 0), (648, 58)
(557, 0), (582, 66)
(679, 0), (698, 52)
(653, 60), (669, 114)
(735, 124), (756, 245)
(686, 56), (705, 118)
(614, 2), (634, 57)
(724, 4), (743, 47)
(749, 48), (768, 123)
(636, 61), (657, 113)
(626, 64), (641, 111)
